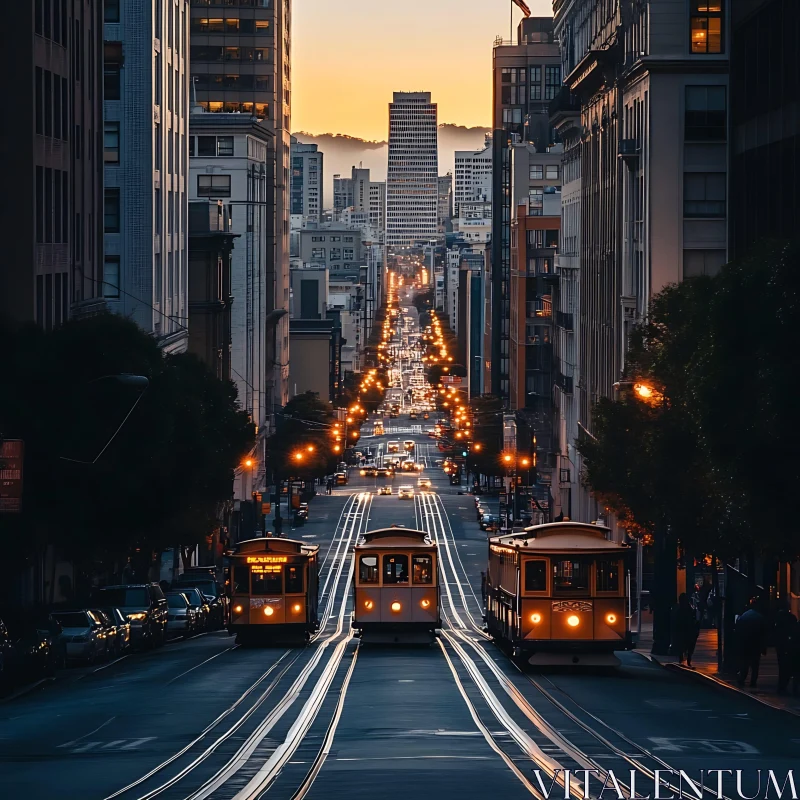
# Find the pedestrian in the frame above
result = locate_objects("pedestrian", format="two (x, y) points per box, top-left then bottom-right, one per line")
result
(670, 593), (700, 667)
(735, 597), (767, 688)
(773, 601), (798, 694)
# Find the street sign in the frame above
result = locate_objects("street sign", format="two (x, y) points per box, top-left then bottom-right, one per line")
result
(0, 439), (24, 513)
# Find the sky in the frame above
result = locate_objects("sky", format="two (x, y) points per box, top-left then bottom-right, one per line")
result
(292, 0), (554, 142)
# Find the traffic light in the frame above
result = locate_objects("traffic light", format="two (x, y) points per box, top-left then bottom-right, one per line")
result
(462, 450), (467, 457)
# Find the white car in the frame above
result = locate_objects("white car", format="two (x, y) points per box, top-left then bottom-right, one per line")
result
(398, 485), (415, 500)
(52, 610), (107, 664)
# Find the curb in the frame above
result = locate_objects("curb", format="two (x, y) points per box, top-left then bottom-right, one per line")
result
(634, 650), (800, 718)
(0, 676), (55, 705)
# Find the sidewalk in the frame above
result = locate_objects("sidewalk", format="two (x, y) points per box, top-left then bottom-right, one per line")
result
(632, 612), (800, 716)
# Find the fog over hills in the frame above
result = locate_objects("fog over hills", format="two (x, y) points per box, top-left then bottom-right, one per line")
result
(292, 124), (491, 208)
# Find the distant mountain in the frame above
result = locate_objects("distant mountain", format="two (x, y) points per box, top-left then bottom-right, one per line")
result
(292, 124), (491, 208)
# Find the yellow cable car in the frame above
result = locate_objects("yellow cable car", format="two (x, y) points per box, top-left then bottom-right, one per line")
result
(352, 526), (440, 644)
(485, 522), (631, 667)
(226, 537), (319, 644)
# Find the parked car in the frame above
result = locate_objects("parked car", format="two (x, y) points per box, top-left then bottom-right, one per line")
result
(0, 610), (60, 693)
(99, 607), (131, 655)
(177, 587), (211, 631)
(51, 610), (107, 665)
(480, 514), (500, 532)
(172, 576), (227, 628)
(165, 592), (199, 639)
(94, 584), (168, 649)
(89, 608), (119, 659)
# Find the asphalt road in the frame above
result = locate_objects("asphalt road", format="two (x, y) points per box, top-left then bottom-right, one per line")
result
(3, 311), (799, 800)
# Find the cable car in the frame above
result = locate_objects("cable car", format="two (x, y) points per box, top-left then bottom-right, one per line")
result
(485, 522), (631, 666)
(352, 527), (440, 644)
(226, 537), (319, 644)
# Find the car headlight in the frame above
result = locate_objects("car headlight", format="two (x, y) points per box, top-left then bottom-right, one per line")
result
(264, 606), (274, 617)
(391, 602), (402, 612)
(420, 599), (431, 609)
(292, 603), (302, 613)
(606, 613), (617, 625)
(364, 600), (374, 610)
(531, 613), (542, 624)
(127, 612), (147, 622)
(567, 615), (580, 627)
(234, 605), (243, 614)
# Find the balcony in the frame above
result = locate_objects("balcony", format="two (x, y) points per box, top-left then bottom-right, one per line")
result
(526, 299), (552, 320)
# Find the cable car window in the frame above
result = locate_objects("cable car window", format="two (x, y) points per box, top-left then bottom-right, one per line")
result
(285, 565), (303, 593)
(233, 566), (250, 594)
(359, 555), (379, 584)
(383, 554), (409, 584)
(251, 565), (283, 595)
(412, 555), (433, 585)
(553, 558), (590, 592)
(524, 560), (547, 592)
(596, 559), (620, 592)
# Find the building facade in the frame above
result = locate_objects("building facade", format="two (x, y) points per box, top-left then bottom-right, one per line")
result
(437, 174), (453, 233)
(297, 227), (363, 271)
(454, 140), (493, 216)
(1, 0), (104, 326)
(103, 0), (190, 353)
(189, 0), (291, 405)
(386, 92), (439, 249)
(290, 137), (323, 223)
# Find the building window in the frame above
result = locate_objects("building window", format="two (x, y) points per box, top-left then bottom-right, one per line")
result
(684, 172), (726, 217)
(529, 66), (542, 100)
(35, 68), (43, 134)
(330, 248), (341, 260)
(35, 166), (44, 242)
(546, 165), (559, 180)
(197, 174), (231, 197)
(690, 2), (723, 54)
(683, 249), (725, 278)
(104, 121), (120, 162)
(104, 188), (120, 232)
(197, 136), (216, 157)
(103, 256), (120, 298)
(685, 86), (726, 141)
(104, 0), (120, 22)
(529, 165), (543, 180)
(311, 248), (325, 259)
(529, 188), (543, 216)
(545, 66), (561, 100)
(104, 63), (121, 100)
(217, 136), (234, 156)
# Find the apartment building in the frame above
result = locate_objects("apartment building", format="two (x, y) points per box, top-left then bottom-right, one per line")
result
(386, 92), (439, 249)
(0, 0), (104, 326)
(454, 140), (493, 216)
(103, 0), (190, 353)
(290, 137), (323, 223)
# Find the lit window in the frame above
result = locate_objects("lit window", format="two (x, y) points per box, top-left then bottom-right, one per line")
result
(690, 1), (723, 54)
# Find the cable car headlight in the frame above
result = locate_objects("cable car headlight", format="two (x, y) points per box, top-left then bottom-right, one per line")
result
(606, 613), (617, 625)
(391, 601), (402, 612)
(420, 599), (430, 609)
(264, 606), (274, 617)
(292, 604), (302, 613)
(567, 615), (580, 628)
(364, 600), (374, 610)
(530, 613), (542, 624)
(234, 605), (243, 614)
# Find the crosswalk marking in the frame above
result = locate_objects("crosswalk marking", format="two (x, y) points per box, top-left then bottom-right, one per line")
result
(58, 737), (156, 754)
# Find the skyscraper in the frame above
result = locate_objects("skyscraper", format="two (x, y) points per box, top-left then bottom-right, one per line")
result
(189, 0), (291, 406)
(291, 137), (323, 224)
(104, 0), (191, 353)
(385, 92), (438, 249)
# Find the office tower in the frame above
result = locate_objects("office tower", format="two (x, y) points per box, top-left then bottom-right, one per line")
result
(189, 0), (291, 406)
(291, 137), (323, 223)
(104, 0), (190, 353)
(0, 1), (104, 326)
(386, 92), (438, 249)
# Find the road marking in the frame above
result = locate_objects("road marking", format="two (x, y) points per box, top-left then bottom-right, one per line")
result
(59, 736), (155, 753)
(648, 737), (758, 754)
(58, 717), (116, 748)
(121, 738), (156, 750)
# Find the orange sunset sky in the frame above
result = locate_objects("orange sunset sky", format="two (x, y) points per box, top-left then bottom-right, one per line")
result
(293, 0), (554, 141)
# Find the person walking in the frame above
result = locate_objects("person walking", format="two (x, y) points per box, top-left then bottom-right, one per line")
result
(773, 601), (798, 694)
(735, 598), (767, 688)
(670, 593), (700, 667)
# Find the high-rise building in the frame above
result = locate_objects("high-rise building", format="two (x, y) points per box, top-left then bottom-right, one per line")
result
(454, 140), (493, 216)
(103, 0), (191, 353)
(386, 92), (438, 249)
(368, 181), (386, 230)
(0, 1), (104, 326)
(491, 19), (561, 403)
(291, 137), (323, 223)
(437, 174), (453, 233)
(189, 0), (291, 405)
(333, 174), (354, 216)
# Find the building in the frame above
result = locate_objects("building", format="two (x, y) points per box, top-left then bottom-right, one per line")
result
(333, 174), (354, 216)
(368, 180), (386, 230)
(290, 264), (328, 320)
(0, 1), (104, 326)
(491, 18), (562, 402)
(552, 0), (729, 523)
(290, 137), (323, 224)
(297, 227), (363, 271)
(454, 140), (493, 216)
(437, 174), (453, 233)
(731, 0), (797, 257)
(103, 0), (190, 353)
(452, 202), (493, 245)
(288, 319), (342, 403)
(189, 0), (291, 405)
(189, 112), (279, 437)
(187, 201), (237, 381)
(386, 92), (439, 249)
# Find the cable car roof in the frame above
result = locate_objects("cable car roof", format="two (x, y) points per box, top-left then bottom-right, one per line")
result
(231, 537), (320, 556)
(357, 526), (434, 548)
(490, 522), (628, 553)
